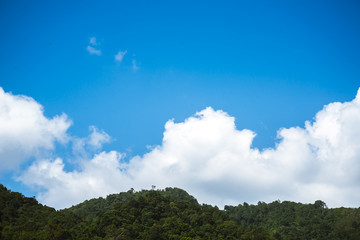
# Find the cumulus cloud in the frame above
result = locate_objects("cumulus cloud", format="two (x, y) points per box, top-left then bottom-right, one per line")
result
(114, 50), (127, 62)
(0, 88), (71, 171)
(86, 37), (101, 55)
(18, 88), (360, 209)
(19, 151), (125, 208)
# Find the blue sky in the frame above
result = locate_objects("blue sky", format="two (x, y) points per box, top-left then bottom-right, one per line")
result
(0, 1), (360, 208)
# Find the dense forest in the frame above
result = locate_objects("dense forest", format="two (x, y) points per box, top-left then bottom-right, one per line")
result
(1, 184), (359, 239)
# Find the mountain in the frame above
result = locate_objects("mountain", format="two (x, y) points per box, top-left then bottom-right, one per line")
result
(1, 184), (359, 239)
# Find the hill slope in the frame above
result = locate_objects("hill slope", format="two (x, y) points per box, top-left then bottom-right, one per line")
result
(1, 184), (359, 239)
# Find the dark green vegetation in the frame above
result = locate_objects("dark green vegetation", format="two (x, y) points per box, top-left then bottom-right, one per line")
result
(1, 184), (359, 239)
(225, 200), (360, 240)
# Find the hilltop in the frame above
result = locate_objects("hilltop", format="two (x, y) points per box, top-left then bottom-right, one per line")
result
(1, 184), (359, 239)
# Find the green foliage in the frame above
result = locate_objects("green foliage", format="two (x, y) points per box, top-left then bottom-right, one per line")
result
(225, 200), (360, 240)
(0, 184), (55, 239)
(1, 184), (359, 239)
(84, 190), (272, 239)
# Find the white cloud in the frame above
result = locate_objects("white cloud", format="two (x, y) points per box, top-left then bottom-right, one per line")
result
(114, 50), (127, 62)
(87, 126), (111, 150)
(86, 45), (102, 56)
(18, 88), (360, 209)
(0, 88), (71, 171)
(19, 151), (126, 208)
(71, 126), (111, 159)
(87, 37), (101, 55)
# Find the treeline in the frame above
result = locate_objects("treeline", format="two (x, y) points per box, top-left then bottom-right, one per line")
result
(0, 184), (359, 239)
(225, 200), (360, 239)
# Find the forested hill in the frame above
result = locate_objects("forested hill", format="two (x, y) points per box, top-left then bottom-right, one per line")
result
(1, 184), (359, 239)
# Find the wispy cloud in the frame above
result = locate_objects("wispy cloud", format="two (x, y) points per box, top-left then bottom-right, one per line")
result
(86, 37), (101, 55)
(114, 50), (127, 62)
(132, 59), (139, 70)
(89, 37), (98, 46)
(87, 126), (111, 150)
(72, 126), (111, 160)
(86, 45), (102, 56)
(14, 88), (360, 209)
